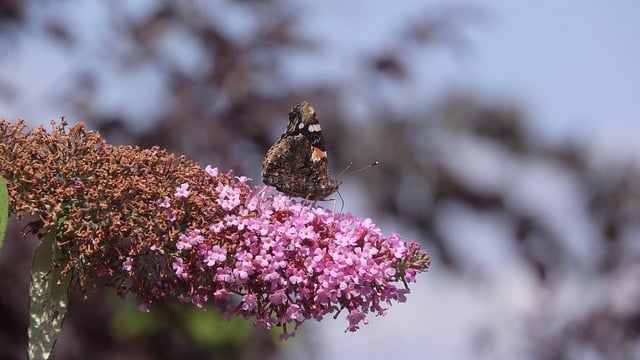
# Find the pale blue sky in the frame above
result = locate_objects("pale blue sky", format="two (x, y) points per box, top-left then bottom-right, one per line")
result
(1, 0), (637, 142)
(291, 0), (640, 141)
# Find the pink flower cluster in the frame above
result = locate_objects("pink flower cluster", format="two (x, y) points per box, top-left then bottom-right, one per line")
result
(154, 166), (430, 339)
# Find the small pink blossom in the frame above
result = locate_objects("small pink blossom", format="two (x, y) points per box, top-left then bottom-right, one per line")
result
(209, 222), (223, 233)
(158, 196), (171, 208)
(175, 230), (204, 251)
(174, 183), (190, 198)
(345, 309), (368, 332)
(242, 293), (258, 311)
(205, 246), (227, 266)
(205, 165), (218, 177)
(165, 209), (177, 222)
(215, 267), (232, 283)
(172, 258), (188, 279)
(286, 304), (300, 320)
(235, 176), (251, 183)
(176, 234), (192, 250)
(122, 257), (134, 271)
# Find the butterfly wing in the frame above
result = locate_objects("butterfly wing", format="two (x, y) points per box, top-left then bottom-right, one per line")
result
(261, 102), (341, 200)
(285, 101), (326, 151)
(262, 133), (313, 197)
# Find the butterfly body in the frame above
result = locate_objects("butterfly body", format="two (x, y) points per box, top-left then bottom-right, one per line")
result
(262, 101), (341, 200)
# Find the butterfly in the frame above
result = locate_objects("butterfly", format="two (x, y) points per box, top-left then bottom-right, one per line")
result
(261, 101), (341, 200)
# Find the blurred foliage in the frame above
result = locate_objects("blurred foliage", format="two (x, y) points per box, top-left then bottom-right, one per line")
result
(0, 1), (639, 359)
(110, 300), (273, 360)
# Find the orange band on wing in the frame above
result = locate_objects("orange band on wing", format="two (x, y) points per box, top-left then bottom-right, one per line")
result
(312, 146), (326, 159)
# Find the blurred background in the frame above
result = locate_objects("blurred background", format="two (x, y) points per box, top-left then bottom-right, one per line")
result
(1, 1), (639, 359)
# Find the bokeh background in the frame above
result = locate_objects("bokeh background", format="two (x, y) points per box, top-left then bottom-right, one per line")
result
(1, 1), (639, 359)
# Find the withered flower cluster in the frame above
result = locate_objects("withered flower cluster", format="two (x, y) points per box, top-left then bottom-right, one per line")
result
(0, 119), (429, 338)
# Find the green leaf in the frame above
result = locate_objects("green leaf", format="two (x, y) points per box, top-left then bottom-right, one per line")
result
(0, 176), (8, 250)
(27, 230), (71, 360)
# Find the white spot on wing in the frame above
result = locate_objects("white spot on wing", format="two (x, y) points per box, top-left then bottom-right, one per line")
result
(308, 124), (322, 132)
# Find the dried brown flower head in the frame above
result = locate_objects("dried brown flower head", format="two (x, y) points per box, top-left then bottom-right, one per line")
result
(0, 119), (429, 338)
(0, 119), (247, 296)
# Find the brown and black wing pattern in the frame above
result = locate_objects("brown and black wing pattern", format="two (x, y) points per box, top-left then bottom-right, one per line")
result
(261, 102), (341, 200)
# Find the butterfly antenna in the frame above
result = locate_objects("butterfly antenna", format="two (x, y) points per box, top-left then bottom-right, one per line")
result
(340, 161), (380, 179)
(337, 162), (353, 178)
